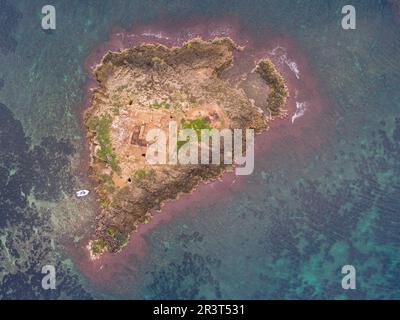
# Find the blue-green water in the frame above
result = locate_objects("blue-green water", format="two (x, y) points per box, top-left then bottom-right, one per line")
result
(0, 0), (399, 299)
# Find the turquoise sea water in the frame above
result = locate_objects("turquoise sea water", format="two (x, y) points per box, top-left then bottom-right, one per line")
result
(0, 0), (399, 299)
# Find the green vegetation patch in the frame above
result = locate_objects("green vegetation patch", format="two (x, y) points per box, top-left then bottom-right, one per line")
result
(100, 198), (110, 209)
(88, 114), (121, 172)
(91, 238), (107, 256)
(132, 168), (156, 184)
(178, 117), (212, 149)
(182, 117), (211, 137)
(112, 103), (120, 115)
(149, 100), (172, 109)
(256, 59), (288, 116)
(106, 227), (116, 237)
(106, 227), (128, 249)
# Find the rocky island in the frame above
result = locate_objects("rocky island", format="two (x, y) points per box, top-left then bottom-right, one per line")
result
(84, 37), (288, 258)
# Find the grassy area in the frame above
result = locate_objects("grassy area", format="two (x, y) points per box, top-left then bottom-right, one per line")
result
(182, 117), (211, 137)
(178, 117), (212, 149)
(100, 198), (110, 209)
(88, 114), (121, 173)
(110, 94), (121, 115)
(132, 168), (156, 184)
(112, 103), (120, 115)
(149, 100), (172, 109)
(256, 59), (288, 116)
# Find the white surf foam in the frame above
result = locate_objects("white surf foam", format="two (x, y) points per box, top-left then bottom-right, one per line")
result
(291, 101), (307, 123)
(269, 46), (300, 79)
(141, 30), (170, 40)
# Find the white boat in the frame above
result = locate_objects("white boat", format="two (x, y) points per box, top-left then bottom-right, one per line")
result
(76, 189), (90, 197)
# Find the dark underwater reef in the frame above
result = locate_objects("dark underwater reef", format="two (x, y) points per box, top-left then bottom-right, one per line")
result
(0, 103), (92, 299)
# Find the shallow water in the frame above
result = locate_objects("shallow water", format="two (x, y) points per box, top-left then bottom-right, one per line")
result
(0, 0), (399, 299)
